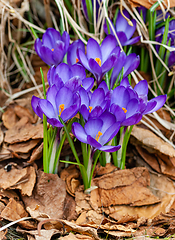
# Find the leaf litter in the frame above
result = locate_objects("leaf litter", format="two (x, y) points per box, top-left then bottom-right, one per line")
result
(1, 1), (175, 240)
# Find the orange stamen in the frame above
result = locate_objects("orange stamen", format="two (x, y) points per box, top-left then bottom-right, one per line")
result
(95, 58), (101, 67)
(59, 104), (64, 116)
(51, 48), (54, 52)
(122, 107), (127, 113)
(89, 106), (93, 113)
(76, 58), (79, 63)
(95, 131), (102, 142)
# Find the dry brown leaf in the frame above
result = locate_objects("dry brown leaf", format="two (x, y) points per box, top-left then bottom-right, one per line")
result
(131, 126), (175, 158)
(17, 227), (61, 240)
(10, 166), (36, 196)
(136, 145), (161, 173)
(5, 117), (43, 144)
(44, 219), (100, 240)
(60, 165), (80, 196)
(2, 108), (18, 129)
(62, 193), (77, 221)
(0, 166), (28, 189)
(104, 172), (175, 220)
(8, 139), (41, 154)
(14, 105), (36, 123)
(94, 162), (116, 176)
(0, 229), (7, 239)
(1, 198), (28, 220)
(0, 143), (12, 161)
(60, 232), (94, 239)
(0, 128), (4, 146)
(22, 170), (67, 219)
(28, 142), (43, 163)
(128, 0), (175, 8)
(91, 167), (160, 207)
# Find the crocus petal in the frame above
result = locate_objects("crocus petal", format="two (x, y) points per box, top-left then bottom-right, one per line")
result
(39, 99), (57, 119)
(84, 118), (103, 139)
(47, 118), (63, 128)
(99, 145), (121, 152)
(61, 104), (80, 121)
(42, 28), (61, 47)
(123, 54), (140, 77)
(67, 39), (85, 66)
(55, 63), (71, 83)
(34, 39), (42, 57)
(101, 35), (117, 63)
(80, 105), (90, 121)
(31, 96), (43, 119)
(87, 38), (102, 60)
(77, 48), (91, 71)
(134, 80), (148, 96)
(55, 87), (73, 109)
(125, 19), (137, 39)
(88, 58), (102, 81)
(124, 36), (141, 46)
(143, 95), (167, 114)
(125, 98), (139, 118)
(39, 46), (55, 66)
(115, 10), (130, 32)
(111, 86), (130, 107)
(46, 85), (58, 113)
(82, 78), (94, 91)
(100, 122), (120, 145)
(71, 64), (86, 80)
(90, 88), (105, 107)
(72, 122), (88, 143)
(101, 54), (118, 75)
(87, 135), (102, 149)
(116, 32), (128, 45)
(100, 112), (116, 133)
(122, 113), (142, 126)
(110, 104), (126, 122)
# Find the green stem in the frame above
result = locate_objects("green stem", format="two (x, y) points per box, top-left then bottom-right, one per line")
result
(59, 117), (88, 190)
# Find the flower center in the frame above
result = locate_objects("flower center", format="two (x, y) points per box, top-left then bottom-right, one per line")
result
(95, 58), (101, 67)
(122, 107), (127, 113)
(95, 131), (102, 142)
(51, 48), (54, 52)
(76, 58), (79, 63)
(89, 106), (93, 113)
(59, 104), (64, 116)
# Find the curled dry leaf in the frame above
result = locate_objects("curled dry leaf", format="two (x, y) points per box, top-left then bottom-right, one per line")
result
(0, 166), (28, 190)
(0, 127), (3, 146)
(10, 166), (36, 196)
(128, 0), (175, 8)
(14, 105), (36, 124)
(4, 116), (43, 144)
(131, 126), (175, 158)
(60, 232), (94, 239)
(91, 167), (160, 207)
(60, 165), (81, 196)
(28, 142), (43, 163)
(22, 170), (67, 219)
(0, 198), (36, 229)
(2, 108), (18, 129)
(17, 228), (61, 240)
(8, 139), (41, 154)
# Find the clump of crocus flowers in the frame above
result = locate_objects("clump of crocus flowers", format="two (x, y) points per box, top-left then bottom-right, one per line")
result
(32, 23), (166, 191)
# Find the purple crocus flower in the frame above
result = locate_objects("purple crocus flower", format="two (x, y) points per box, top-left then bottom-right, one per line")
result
(67, 39), (85, 66)
(31, 85), (81, 127)
(47, 63), (94, 93)
(79, 86), (110, 121)
(77, 35), (120, 85)
(35, 28), (70, 66)
(110, 85), (142, 126)
(120, 78), (167, 115)
(72, 111), (121, 152)
(104, 10), (140, 46)
(110, 52), (140, 89)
